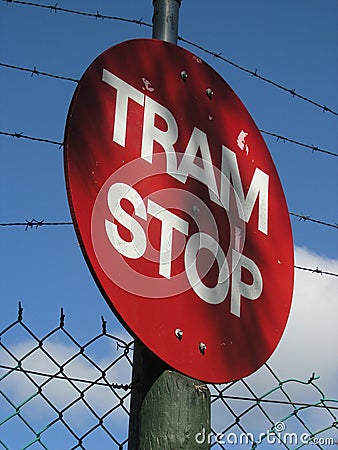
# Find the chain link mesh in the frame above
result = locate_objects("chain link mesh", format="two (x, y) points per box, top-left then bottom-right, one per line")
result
(1, 305), (337, 449)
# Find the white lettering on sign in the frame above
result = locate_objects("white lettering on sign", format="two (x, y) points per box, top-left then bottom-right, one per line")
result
(231, 250), (263, 317)
(141, 96), (179, 178)
(101, 69), (270, 317)
(147, 200), (189, 279)
(102, 69), (144, 147)
(105, 182), (189, 279)
(102, 68), (269, 234)
(105, 182), (147, 259)
(221, 146), (269, 235)
(173, 127), (220, 205)
(185, 232), (229, 305)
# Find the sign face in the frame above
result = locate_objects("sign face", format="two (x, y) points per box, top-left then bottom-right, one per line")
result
(64, 39), (294, 383)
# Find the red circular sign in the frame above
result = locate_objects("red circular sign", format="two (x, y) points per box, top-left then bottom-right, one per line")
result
(64, 39), (294, 383)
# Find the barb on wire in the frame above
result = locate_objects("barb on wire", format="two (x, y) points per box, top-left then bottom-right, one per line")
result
(295, 265), (338, 277)
(2, 0), (337, 117)
(290, 213), (338, 229)
(1, 116), (336, 158)
(0, 130), (63, 147)
(3, 0), (152, 27)
(209, 393), (338, 411)
(178, 36), (338, 117)
(0, 62), (79, 83)
(1, 219), (338, 278)
(0, 219), (72, 229)
(261, 130), (338, 158)
(1, 213), (338, 233)
(1, 213), (338, 232)
(0, 364), (132, 391)
(1, 62), (337, 158)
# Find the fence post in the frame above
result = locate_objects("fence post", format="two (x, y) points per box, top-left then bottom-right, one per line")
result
(128, 341), (210, 449)
(128, 4), (211, 448)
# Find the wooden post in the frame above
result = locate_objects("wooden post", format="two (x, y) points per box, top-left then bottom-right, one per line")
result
(128, 341), (210, 449)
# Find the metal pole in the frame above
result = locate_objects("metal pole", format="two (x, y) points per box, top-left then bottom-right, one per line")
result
(128, 2), (211, 448)
(152, 0), (182, 44)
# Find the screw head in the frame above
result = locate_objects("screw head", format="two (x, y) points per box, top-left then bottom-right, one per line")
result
(199, 342), (207, 354)
(180, 70), (188, 81)
(206, 88), (214, 99)
(175, 328), (184, 340)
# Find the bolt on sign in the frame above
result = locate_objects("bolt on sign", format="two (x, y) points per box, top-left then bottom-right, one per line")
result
(64, 39), (294, 383)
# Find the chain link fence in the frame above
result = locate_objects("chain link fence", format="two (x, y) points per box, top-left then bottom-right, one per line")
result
(1, 304), (337, 449)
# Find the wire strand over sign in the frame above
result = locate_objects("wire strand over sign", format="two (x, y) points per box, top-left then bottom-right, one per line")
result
(1, 62), (337, 157)
(2, 0), (338, 117)
(1, 217), (337, 277)
(1, 213), (337, 231)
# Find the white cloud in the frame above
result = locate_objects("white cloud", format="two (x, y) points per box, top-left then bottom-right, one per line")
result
(267, 246), (338, 393)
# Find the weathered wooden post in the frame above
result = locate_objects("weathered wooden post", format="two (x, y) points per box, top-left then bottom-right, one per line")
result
(128, 341), (210, 449)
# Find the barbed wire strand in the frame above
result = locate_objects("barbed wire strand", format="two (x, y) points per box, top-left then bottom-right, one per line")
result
(0, 62), (79, 83)
(0, 130), (63, 147)
(178, 36), (338, 117)
(2, 0), (152, 27)
(0, 220), (73, 230)
(0, 220), (337, 277)
(209, 390), (338, 411)
(1, 212), (337, 231)
(4, 362), (337, 412)
(2, 1), (338, 117)
(0, 364), (131, 391)
(1, 64), (337, 158)
(294, 266), (338, 277)
(260, 130), (338, 158)
(289, 213), (338, 229)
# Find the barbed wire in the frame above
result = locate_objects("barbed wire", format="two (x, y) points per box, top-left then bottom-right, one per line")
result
(294, 266), (338, 278)
(1, 128), (338, 277)
(1, 219), (337, 278)
(0, 130), (63, 147)
(0, 62), (79, 82)
(1, 212), (337, 231)
(209, 391), (338, 411)
(178, 37), (338, 117)
(0, 364), (132, 391)
(0, 219), (73, 230)
(2, 0), (338, 117)
(2, 0), (152, 27)
(1, 64), (337, 158)
(289, 213), (338, 229)
(260, 130), (338, 158)
(1, 362), (338, 410)
(1, 63), (337, 279)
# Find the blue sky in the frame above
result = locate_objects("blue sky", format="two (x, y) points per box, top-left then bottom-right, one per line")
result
(1, 0), (337, 448)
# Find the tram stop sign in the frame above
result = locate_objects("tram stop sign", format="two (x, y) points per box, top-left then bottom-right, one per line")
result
(64, 39), (294, 383)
